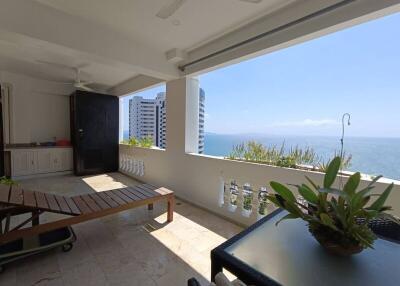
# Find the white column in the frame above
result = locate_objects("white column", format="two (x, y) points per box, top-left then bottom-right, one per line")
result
(185, 78), (200, 154)
(118, 97), (124, 143)
(165, 77), (199, 155)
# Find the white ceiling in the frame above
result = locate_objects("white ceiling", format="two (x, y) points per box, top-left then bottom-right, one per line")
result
(0, 38), (137, 90)
(3, 0), (396, 93)
(35, 0), (293, 52)
(0, 0), (293, 91)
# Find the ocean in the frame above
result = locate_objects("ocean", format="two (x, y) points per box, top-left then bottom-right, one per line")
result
(204, 133), (400, 180)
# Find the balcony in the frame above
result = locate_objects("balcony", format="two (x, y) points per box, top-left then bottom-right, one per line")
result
(1, 0), (400, 285)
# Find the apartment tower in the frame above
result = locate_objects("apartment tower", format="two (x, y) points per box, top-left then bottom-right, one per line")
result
(129, 88), (205, 153)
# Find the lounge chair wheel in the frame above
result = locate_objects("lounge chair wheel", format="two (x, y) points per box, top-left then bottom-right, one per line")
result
(62, 243), (73, 252)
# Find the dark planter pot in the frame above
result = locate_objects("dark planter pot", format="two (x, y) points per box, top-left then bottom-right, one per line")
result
(309, 225), (364, 256)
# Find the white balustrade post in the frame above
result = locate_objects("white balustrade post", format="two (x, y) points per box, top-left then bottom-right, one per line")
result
(223, 181), (230, 210)
(251, 186), (261, 221)
(218, 176), (225, 207)
(237, 183), (244, 215)
(139, 160), (144, 176)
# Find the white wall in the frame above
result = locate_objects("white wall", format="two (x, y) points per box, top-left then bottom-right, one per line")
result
(120, 77), (400, 226)
(0, 71), (74, 143)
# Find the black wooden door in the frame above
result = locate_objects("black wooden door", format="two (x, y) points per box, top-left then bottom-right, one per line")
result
(0, 84), (4, 177)
(70, 90), (119, 175)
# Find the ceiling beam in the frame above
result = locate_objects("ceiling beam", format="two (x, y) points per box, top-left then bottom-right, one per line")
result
(181, 0), (400, 75)
(0, 0), (180, 80)
(109, 75), (164, 97)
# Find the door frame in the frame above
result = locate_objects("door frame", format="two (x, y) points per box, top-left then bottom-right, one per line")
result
(0, 84), (5, 176)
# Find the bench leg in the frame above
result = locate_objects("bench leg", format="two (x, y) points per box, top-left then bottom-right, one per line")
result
(167, 196), (174, 222)
(147, 203), (153, 210)
(32, 211), (40, 226)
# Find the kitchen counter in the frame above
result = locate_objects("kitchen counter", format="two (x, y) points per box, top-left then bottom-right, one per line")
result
(5, 144), (72, 151)
(4, 145), (73, 178)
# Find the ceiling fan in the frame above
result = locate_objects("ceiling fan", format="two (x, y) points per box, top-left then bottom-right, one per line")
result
(156, 0), (262, 19)
(36, 60), (94, 92)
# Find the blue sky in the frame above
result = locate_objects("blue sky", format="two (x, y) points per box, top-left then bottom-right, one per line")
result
(123, 12), (400, 138)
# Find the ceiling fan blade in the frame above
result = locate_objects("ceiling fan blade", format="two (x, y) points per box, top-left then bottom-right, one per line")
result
(75, 83), (94, 92)
(32, 91), (70, 96)
(156, 0), (187, 19)
(36, 60), (74, 70)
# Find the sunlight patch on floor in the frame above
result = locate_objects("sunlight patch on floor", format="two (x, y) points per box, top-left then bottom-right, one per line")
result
(150, 212), (229, 279)
(81, 174), (128, 192)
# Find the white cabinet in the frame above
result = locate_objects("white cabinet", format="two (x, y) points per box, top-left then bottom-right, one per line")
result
(10, 147), (73, 178)
(11, 150), (35, 176)
(36, 149), (53, 173)
(51, 148), (73, 172)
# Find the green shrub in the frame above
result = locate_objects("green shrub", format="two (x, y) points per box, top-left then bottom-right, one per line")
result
(139, 136), (153, 148)
(227, 140), (352, 173)
(121, 136), (153, 148)
(0, 176), (17, 186)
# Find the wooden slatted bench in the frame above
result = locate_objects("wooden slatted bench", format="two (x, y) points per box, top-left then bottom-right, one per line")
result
(0, 183), (174, 244)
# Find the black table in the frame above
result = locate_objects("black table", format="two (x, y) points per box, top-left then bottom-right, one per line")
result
(211, 209), (400, 286)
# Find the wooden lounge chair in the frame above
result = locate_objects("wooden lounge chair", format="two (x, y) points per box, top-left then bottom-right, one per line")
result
(0, 183), (174, 244)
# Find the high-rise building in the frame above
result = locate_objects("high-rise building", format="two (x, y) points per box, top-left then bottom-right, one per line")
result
(155, 92), (166, 149)
(198, 88), (205, 154)
(128, 97), (156, 144)
(129, 89), (205, 153)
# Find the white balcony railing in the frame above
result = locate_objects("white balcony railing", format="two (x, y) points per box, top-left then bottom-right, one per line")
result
(119, 144), (400, 226)
(217, 179), (277, 221)
(119, 153), (145, 177)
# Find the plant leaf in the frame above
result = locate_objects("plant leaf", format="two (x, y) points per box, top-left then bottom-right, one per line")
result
(266, 195), (284, 208)
(275, 213), (299, 226)
(297, 184), (318, 204)
(369, 183), (394, 211)
(343, 172), (361, 195)
(282, 200), (304, 217)
(318, 188), (348, 199)
(323, 157), (341, 188)
(270, 181), (296, 203)
(320, 213), (338, 231)
(368, 175), (383, 187)
(305, 176), (319, 190)
(351, 187), (374, 212)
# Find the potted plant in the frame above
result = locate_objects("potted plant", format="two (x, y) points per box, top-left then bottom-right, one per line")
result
(266, 156), (399, 256)
(0, 176), (17, 186)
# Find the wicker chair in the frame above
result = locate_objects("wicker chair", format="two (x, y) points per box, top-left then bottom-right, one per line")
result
(368, 217), (400, 243)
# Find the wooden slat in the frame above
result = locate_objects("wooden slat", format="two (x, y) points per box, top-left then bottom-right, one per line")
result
(105, 191), (127, 205)
(97, 192), (119, 208)
(23, 189), (37, 207)
(127, 186), (149, 199)
(35, 192), (49, 209)
(0, 189), (175, 244)
(9, 186), (24, 205)
(134, 185), (158, 198)
(0, 184), (10, 203)
(72, 196), (92, 214)
(112, 189), (135, 203)
(119, 188), (142, 201)
(45, 193), (61, 212)
(64, 197), (81, 215)
(81, 195), (101, 212)
(55, 195), (72, 214)
(89, 193), (111, 210)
